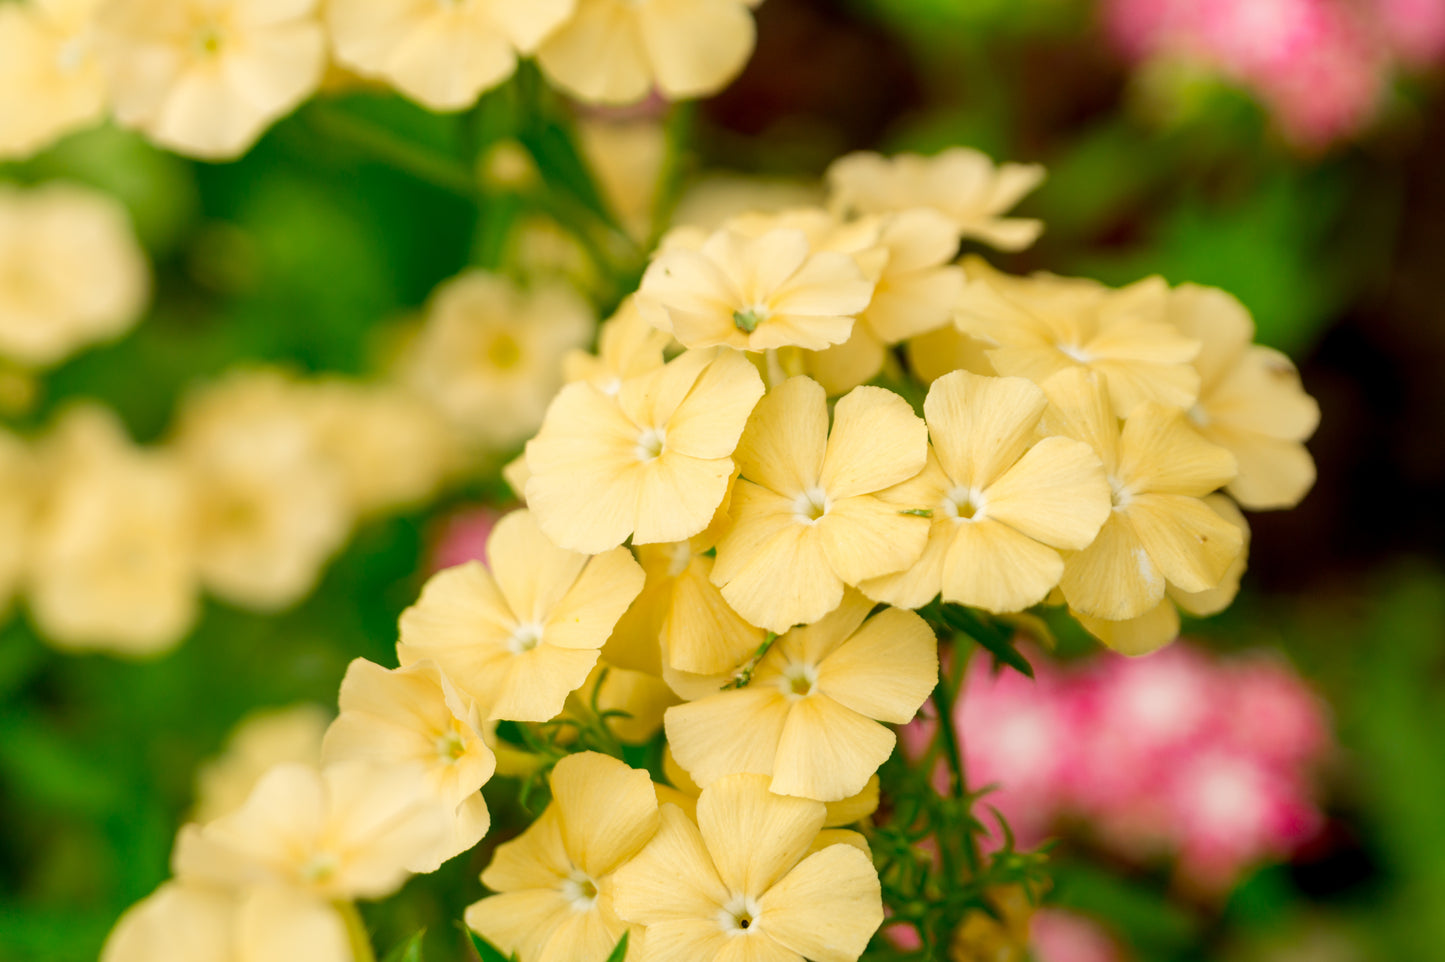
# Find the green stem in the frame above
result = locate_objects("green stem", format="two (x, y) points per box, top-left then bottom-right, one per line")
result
(931, 643), (982, 877)
(308, 107), (480, 199)
(336, 901), (377, 962)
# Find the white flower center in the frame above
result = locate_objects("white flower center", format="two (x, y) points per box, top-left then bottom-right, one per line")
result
(1108, 475), (1133, 510)
(560, 871), (600, 913)
(666, 540), (693, 578)
(193, 22), (225, 57)
(507, 623), (544, 654)
(635, 426), (666, 462)
(299, 851), (339, 886)
(718, 893), (763, 935)
(792, 486), (831, 524)
(1187, 403), (1211, 428)
(780, 663), (818, 700)
(600, 376), (622, 397)
(435, 726), (467, 762)
(56, 35), (90, 73)
(1058, 342), (1092, 364)
(941, 485), (986, 522)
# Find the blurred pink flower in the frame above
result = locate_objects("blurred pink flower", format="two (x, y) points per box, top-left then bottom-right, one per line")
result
(1378, 0), (1445, 65)
(428, 505), (501, 573)
(1032, 909), (1124, 962)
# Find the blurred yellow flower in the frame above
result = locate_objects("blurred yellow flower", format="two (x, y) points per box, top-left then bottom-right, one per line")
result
(578, 119), (667, 241)
(195, 704), (331, 824)
(536, 0), (756, 105)
(711, 378), (929, 633)
(403, 271), (593, 451)
(611, 773), (883, 961)
(561, 297), (671, 396)
(322, 659), (496, 871)
(660, 748), (882, 828)
(906, 324), (996, 385)
(0, 183), (149, 368)
(827, 148), (1045, 250)
(1166, 284), (1320, 510)
(99, 0), (327, 159)
(0, 0), (108, 159)
(526, 347), (763, 553)
(467, 752), (659, 962)
(397, 509), (644, 722)
(665, 591), (937, 801)
(862, 371), (1111, 613)
(328, 0), (573, 111)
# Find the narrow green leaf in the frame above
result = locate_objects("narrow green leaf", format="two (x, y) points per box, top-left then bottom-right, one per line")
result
(936, 604), (1035, 679)
(466, 928), (517, 962)
(382, 930), (425, 962)
(604, 931), (630, 962)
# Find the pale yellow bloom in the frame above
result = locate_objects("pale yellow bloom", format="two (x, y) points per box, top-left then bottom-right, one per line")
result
(906, 323), (996, 385)
(578, 119), (667, 241)
(102, 880), (351, 962)
(536, 0), (756, 105)
(526, 347), (764, 553)
(665, 591), (937, 801)
(403, 271), (593, 451)
(826, 148), (1045, 250)
(0, 182), (149, 368)
(29, 406), (198, 654)
(862, 371), (1111, 613)
(173, 761), (450, 901)
(322, 659), (496, 871)
(195, 704), (331, 823)
(0, 0), (108, 159)
(1042, 369), (1243, 623)
(174, 370), (351, 611)
(670, 174), (823, 236)
(467, 752), (659, 962)
(397, 509), (644, 722)
(636, 226), (875, 352)
(711, 377), (930, 633)
(611, 773), (884, 962)
(99, 0), (327, 159)
(956, 259), (1201, 418)
(328, 0), (573, 111)
(561, 297), (671, 396)
(1166, 284), (1320, 510)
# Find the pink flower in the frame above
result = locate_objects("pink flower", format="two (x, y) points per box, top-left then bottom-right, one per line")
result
(1032, 909), (1124, 962)
(427, 505), (501, 573)
(1378, 0), (1445, 65)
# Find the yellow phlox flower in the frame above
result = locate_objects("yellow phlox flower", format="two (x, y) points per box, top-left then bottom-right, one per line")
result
(710, 377), (930, 633)
(662, 748), (882, 828)
(536, 0), (757, 105)
(610, 773), (884, 962)
(322, 659), (497, 872)
(328, 0), (573, 111)
(396, 509), (644, 723)
(175, 370), (351, 612)
(102, 880), (351, 962)
(956, 258), (1201, 418)
(670, 174), (823, 238)
(561, 297), (672, 396)
(195, 704), (331, 823)
(0, 0), (108, 159)
(562, 661), (679, 745)
(29, 406), (198, 655)
(1041, 368), (1243, 624)
(402, 270), (593, 451)
(578, 119), (668, 242)
(665, 590), (938, 802)
(635, 225), (875, 352)
(98, 0), (327, 160)
(0, 182), (149, 368)
(525, 347), (764, 553)
(1070, 493), (1251, 656)
(861, 371), (1111, 613)
(467, 752), (660, 962)
(906, 323), (997, 385)
(1166, 284), (1320, 510)
(173, 761), (450, 901)
(826, 148), (1046, 251)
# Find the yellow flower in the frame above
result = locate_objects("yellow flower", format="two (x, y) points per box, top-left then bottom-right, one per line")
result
(173, 761), (450, 901)
(826, 148), (1045, 250)
(536, 0), (756, 105)
(956, 259), (1201, 417)
(175, 369), (351, 612)
(660, 749), (882, 827)
(711, 377), (930, 633)
(29, 406), (198, 654)
(906, 323), (996, 385)
(636, 226), (874, 352)
(861, 371), (1111, 613)
(578, 119), (668, 241)
(563, 662), (679, 744)
(99, 0), (327, 159)
(0, 182), (149, 368)
(402, 270), (593, 451)
(1166, 284), (1320, 510)
(328, 0), (573, 111)
(665, 590), (937, 801)
(195, 704), (331, 824)
(102, 880), (352, 962)
(670, 174), (823, 236)
(0, 0), (108, 159)
(466, 752), (659, 962)
(397, 509), (644, 722)
(525, 347), (764, 553)
(322, 659), (497, 871)
(1042, 369), (1243, 623)
(561, 297), (671, 396)
(611, 773), (884, 961)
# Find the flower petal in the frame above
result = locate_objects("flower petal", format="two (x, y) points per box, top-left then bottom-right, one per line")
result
(756, 843), (883, 962)
(820, 386), (928, 499)
(697, 773), (826, 895)
(733, 377), (827, 496)
(553, 752), (661, 878)
(924, 371), (1046, 490)
(664, 687), (790, 788)
(1059, 511), (1164, 621)
(1123, 493), (1243, 594)
(817, 494), (929, 585)
(770, 695), (897, 802)
(815, 608), (936, 723)
(983, 435), (1110, 550)
(940, 518), (1064, 613)
(1117, 402), (1236, 496)
(611, 804), (730, 924)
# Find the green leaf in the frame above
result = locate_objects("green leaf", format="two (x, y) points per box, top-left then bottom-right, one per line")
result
(382, 930), (425, 962)
(604, 931), (630, 962)
(466, 929), (517, 962)
(934, 604), (1034, 679)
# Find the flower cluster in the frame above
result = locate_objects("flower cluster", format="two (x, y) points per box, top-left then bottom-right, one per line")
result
(0, 0), (761, 161)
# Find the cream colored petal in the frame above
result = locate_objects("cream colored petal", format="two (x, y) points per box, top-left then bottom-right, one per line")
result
(663, 687), (789, 787)
(733, 376), (828, 496)
(553, 752), (660, 877)
(536, 0), (652, 105)
(628, 921), (731, 962)
(637, 0), (755, 98)
(543, 546), (645, 649)
(1117, 402), (1236, 496)
(489, 0), (577, 51)
(1169, 494), (1248, 616)
(481, 806), (571, 892)
(665, 555), (767, 675)
(717, 511), (844, 634)
(814, 607), (936, 724)
(865, 263), (966, 345)
(771, 588), (874, 667)
(397, 562), (512, 650)
(819, 386), (928, 499)
(1214, 427), (1316, 511)
(767, 251), (874, 320)
(1207, 345), (1319, 440)
(698, 773), (826, 895)
(490, 645), (601, 722)
(382, 15), (516, 111)
(611, 804), (730, 925)
(1038, 368), (1119, 475)
(1090, 356), (1200, 417)
(983, 436), (1110, 550)
(907, 325), (996, 385)
(925, 371), (1048, 491)
(466, 890), (573, 962)
(321, 763), (449, 898)
(707, 227), (810, 307)
(1073, 600), (1180, 657)
(632, 453), (736, 546)
(940, 518), (1064, 613)
(538, 905), (627, 962)
(756, 843), (883, 962)
(805, 326), (888, 396)
(770, 695), (897, 802)
(488, 510), (587, 629)
(1059, 511), (1164, 621)
(857, 518), (951, 610)
(179, 763), (324, 886)
(817, 495), (929, 585)
(824, 776), (880, 827)
(636, 247), (739, 342)
(1123, 493), (1243, 594)
(665, 348), (766, 459)
(101, 881), (233, 962)
(235, 886), (350, 962)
